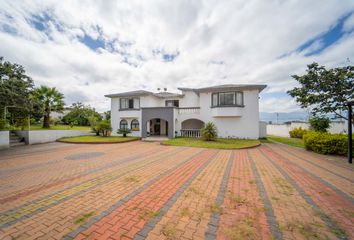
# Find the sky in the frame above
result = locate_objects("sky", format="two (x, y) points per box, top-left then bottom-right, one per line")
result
(0, 0), (354, 113)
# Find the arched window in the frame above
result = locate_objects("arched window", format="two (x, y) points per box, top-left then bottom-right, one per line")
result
(120, 119), (128, 129)
(131, 119), (139, 130)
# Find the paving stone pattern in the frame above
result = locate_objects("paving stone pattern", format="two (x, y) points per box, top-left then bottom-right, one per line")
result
(0, 141), (353, 240)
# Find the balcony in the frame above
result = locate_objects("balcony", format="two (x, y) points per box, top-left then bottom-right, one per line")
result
(211, 106), (243, 117)
(178, 107), (200, 114)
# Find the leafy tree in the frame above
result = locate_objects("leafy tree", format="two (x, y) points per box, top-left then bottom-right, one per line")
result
(287, 62), (354, 120)
(99, 120), (112, 136)
(62, 102), (102, 126)
(201, 122), (217, 141)
(117, 128), (132, 137)
(33, 86), (65, 128)
(0, 57), (34, 123)
(104, 110), (111, 120)
(309, 116), (330, 132)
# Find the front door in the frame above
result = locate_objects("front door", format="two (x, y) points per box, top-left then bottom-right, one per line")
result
(154, 122), (160, 135)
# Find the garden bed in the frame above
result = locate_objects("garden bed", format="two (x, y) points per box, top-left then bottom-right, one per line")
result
(162, 137), (260, 149)
(57, 136), (140, 144)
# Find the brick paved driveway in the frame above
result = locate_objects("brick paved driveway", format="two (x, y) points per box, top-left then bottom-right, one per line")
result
(0, 141), (353, 240)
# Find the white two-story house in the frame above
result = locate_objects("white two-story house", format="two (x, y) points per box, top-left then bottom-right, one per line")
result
(105, 84), (266, 139)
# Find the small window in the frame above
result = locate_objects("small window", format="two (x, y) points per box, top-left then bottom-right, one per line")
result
(165, 100), (179, 107)
(120, 119), (128, 129)
(131, 119), (139, 130)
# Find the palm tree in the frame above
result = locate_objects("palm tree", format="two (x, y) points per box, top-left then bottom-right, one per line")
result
(33, 86), (64, 128)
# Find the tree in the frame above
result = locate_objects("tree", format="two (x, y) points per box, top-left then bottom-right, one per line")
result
(0, 57), (34, 122)
(62, 102), (102, 126)
(287, 62), (354, 120)
(99, 120), (112, 136)
(201, 122), (217, 141)
(33, 86), (65, 128)
(309, 116), (330, 132)
(104, 110), (111, 120)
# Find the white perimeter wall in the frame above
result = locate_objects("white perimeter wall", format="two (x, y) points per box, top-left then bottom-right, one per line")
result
(14, 130), (93, 144)
(0, 131), (9, 149)
(267, 121), (349, 137)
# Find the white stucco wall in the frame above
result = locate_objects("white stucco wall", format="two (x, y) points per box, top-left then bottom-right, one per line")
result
(109, 89), (262, 139)
(259, 121), (267, 138)
(14, 130), (93, 144)
(0, 131), (9, 149)
(267, 121), (349, 137)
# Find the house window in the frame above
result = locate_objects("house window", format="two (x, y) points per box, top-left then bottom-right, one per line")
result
(120, 119), (128, 129)
(131, 119), (139, 130)
(219, 92), (235, 105)
(211, 92), (244, 107)
(212, 93), (218, 107)
(120, 98), (139, 110)
(165, 100), (179, 107)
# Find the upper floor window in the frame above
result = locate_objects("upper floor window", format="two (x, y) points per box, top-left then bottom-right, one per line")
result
(120, 98), (139, 110)
(211, 92), (244, 107)
(165, 100), (179, 107)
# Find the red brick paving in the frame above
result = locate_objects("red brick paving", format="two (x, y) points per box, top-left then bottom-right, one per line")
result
(0, 141), (353, 240)
(217, 150), (271, 240)
(261, 146), (354, 239)
(74, 149), (218, 240)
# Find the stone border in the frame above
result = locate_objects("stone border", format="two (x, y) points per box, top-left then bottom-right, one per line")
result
(160, 142), (261, 150)
(56, 138), (141, 144)
(204, 151), (234, 239)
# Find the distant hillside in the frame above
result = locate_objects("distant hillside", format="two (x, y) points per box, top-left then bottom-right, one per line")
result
(260, 111), (309, 123)
(260, 111), (345, 124)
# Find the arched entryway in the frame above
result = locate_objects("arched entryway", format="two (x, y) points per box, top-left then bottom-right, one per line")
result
(141, 107), (174, 138)
(181, 119), (205, 137)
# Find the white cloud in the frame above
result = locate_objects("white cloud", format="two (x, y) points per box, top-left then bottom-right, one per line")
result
(0, 0), (354, 112)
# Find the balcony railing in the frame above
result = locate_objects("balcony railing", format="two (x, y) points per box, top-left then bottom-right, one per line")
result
(180, 129), (201, 138)
(178, 107), (200, 114)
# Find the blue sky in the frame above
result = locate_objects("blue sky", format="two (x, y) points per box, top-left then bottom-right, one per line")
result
(0, 0), (354, 112)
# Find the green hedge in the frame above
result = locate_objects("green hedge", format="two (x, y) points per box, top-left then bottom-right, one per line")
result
(289, 127), (308, 139)
(303, 131), (352, 155)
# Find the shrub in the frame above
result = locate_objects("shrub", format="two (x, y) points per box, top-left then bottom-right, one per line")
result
(309, 116), (330, 132)
(117, 128), (132, 137)
(289, 127), (308, 139)
(303, 131), (350, 155)
(99, 120), (112, 136)
(0, 119), (9, 130)
(201, 122), (217, 141)
(15, 118), (28, 130)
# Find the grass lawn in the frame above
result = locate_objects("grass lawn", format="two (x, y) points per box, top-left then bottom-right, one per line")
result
(58, 135), (140, 143)
(14, 124), (91, 131)
(162, 137), (260, 149)
(267, 135), (305, 148)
